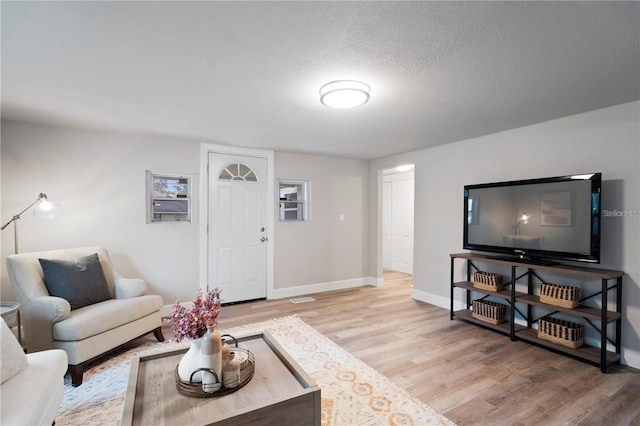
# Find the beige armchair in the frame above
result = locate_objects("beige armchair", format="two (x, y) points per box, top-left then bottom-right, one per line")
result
(6, 246), (164, 386)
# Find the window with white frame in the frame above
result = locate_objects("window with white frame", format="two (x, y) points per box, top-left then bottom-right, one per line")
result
(278, 179), (309, 221)
(146, 171), (192, 223)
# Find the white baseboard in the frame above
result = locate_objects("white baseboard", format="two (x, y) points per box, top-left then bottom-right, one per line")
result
(365, 276), (384, 287)
(160, 305), (173, 318)
(270, 276), (376, 300)
(621, 347), (639, 369)
(411, 288), (465, 311)
(160, 277), (377, 316)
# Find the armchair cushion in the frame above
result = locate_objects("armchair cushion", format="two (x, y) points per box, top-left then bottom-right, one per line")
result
(1, 318), (28, 384)
(39, 253), (112, 310)
(53, 295), (162, 342)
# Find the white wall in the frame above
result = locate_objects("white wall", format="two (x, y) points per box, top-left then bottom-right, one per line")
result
(0, 122), (371, 307)
(3, 101), (637, 367)
(0, 121), (202, 304)
(369, 101), (640, 368)
(273, 152), (370, 297)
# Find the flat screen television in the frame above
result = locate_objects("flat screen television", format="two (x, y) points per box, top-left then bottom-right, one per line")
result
(463, 173), (601, 264)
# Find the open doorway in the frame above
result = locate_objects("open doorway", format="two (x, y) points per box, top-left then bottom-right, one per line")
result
(382, 165), (414, 275)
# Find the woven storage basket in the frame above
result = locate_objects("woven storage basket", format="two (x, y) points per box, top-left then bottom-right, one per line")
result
(473, 271), (503, 292)
(538, 316), (584, 349)
(540, 282), (580, 309)
(472, 300), (506, 325)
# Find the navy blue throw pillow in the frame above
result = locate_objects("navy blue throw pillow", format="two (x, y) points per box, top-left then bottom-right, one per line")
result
(39, 253), (112, 310)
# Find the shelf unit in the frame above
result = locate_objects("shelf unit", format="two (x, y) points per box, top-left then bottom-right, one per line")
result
(450, 252), (624, 372)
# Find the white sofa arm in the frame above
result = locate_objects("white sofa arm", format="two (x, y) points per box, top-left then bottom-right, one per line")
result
(22, 296), (71, 352)
(114, 277), (147, 299)
(28, 296), (71, 323)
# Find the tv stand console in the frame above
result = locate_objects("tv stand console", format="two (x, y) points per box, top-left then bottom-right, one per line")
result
(450, 252), (624, 372)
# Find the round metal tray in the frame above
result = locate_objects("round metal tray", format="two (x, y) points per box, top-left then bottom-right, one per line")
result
(175, 341), (255, 398)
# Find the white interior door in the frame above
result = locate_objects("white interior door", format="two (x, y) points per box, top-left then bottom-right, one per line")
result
(382, 181), (392, 269)
(383, 171), (414, 274)
(208, 153), (268, 303)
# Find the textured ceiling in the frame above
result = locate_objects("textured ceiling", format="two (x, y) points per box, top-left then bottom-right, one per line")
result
(1, 1), (639, 160)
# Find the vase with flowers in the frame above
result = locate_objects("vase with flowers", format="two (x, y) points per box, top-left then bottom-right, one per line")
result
(167, 288), (221, 382)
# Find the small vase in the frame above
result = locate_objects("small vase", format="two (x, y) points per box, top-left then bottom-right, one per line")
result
(221, 338), (231, 368)
(223, 352), (241, 388)
(201, 324), (222, 393)
(178, 337), (204, 383)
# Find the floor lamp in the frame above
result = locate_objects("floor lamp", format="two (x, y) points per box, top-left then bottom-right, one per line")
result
(1, 193), (61, 254)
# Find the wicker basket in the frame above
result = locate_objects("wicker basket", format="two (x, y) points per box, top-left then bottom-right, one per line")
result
(538, 316), (584, 349)
(472, 300), (507, 325)
(540, 282), (580, 309)
(473, 271), (503, 292)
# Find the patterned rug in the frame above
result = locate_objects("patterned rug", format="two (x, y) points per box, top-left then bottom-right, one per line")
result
(57, 315), (455, 425)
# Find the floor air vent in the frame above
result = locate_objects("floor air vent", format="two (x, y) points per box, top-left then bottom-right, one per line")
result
(289, 297), (316, 304)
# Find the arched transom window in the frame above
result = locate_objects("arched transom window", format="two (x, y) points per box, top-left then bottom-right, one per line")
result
(218, 162), (258, 182)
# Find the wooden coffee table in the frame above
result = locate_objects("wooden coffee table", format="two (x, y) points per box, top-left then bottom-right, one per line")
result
(121, 332), (320, 426)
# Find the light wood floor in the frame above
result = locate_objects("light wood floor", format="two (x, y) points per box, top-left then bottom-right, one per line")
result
(162, 271), (640, 425)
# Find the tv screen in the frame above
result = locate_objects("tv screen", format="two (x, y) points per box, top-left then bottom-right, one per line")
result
(463, 173), (601, 264)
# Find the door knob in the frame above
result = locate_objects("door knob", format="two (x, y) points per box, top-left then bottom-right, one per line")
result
(260, 236), (268, 242)
(260, 227), (265, 232)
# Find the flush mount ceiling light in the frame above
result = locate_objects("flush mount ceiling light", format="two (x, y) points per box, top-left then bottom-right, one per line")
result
(319, 80), (370, 109)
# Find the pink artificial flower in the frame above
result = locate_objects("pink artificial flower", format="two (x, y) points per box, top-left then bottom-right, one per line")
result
(166, 288), (222, 342)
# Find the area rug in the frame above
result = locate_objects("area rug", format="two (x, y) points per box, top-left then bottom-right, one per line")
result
(57, 315), (454, 426)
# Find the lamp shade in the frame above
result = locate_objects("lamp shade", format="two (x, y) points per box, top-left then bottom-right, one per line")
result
(319, 80), (370, 109)
(33, 196), (63, 219)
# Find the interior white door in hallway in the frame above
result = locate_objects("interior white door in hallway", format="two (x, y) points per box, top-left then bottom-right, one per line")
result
(382, 171), (414, 274)
(208, 153), (268, 303)
(382, 181), (392, 269)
